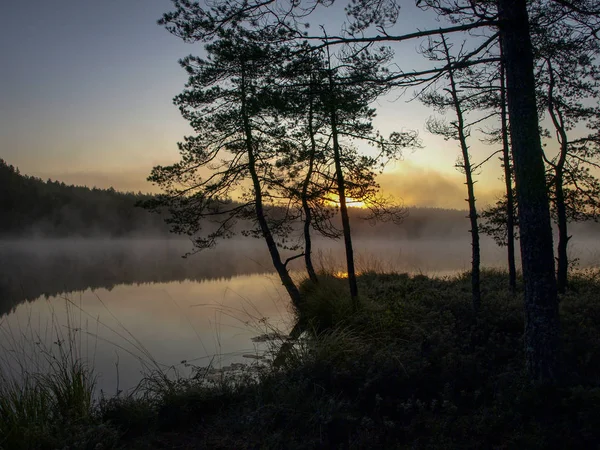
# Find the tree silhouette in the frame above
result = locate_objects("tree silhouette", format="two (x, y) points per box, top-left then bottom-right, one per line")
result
(419, 35), (488, 312)
(498, 0), (560, 383)
(156, 0), (600, 383)
(532, 5), (600, 292)
(145, 28), (304, 305)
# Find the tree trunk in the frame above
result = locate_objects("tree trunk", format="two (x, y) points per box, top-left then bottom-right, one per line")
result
(463, 150), (481, 314)
(498, 0), (561, 384)
(464, 156), (481, 313)
(302, 198), (318, 283)
(240, 64), (303, 307)
(555, 173), (569, 293)
(302, 92), (319, 284)
(444, 37), (481, 312)
(328, 68), (359, 305)
(500, 54), (517, 293)
(546, 60), (570, 294)
(330, 112), (359, 303)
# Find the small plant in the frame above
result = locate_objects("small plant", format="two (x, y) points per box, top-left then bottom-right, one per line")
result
(0, 348), (98, 449)
(0, 299), (102, 449)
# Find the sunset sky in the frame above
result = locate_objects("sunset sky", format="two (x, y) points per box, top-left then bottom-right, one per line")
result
(1, 0), (511, 209)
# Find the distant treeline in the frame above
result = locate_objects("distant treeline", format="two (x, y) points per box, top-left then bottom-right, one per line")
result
(0, 159), (476, 239)
(0, 159), (169, 237)
(8, 159), (596, 240)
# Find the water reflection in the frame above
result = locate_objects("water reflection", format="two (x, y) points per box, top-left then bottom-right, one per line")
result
(0, 239), (295, 393)
(0, 237), (507, 317)
(1, 236), (599, 393)
(0, 239), (280, 317)
(1, 273), (292, 394)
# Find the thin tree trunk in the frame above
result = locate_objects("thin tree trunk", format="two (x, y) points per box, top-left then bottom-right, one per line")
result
(443, 37), (481, 312)
(240, 64), (302, 307)
(555, 173), (569, 293)
(498, 0), (561, 384)
(463, 147), (482, 313)
(327, 68), (359, 305)
(546, 60), (570, 294)
(302, 89), (319, 284)
(302, 196), (318, 283)
(500, 53), (517, 293)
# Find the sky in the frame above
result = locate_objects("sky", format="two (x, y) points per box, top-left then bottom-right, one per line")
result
(0, 0), (509, 209)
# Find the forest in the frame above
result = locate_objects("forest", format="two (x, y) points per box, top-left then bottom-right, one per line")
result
(0, 159), (168, 237)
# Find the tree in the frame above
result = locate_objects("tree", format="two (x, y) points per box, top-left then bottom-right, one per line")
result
(358, 0), (563, 382)
(324, 43), (361, 303)
(420, 35), (488, 311)
(531, 5), (600, 293)
(478, 50), (518, 293)
(483, 2), (600, 295)
(499, 52), (518, 293)
(420, 0), (566, 383)
(298, 65), (326, 284)
(497, 0), (560, 383)
(158, 0), (600, 384)
(145, 28), (305, 306)
(288, 42), (416, 302)
(266, 49), (332, 284)
(153, 11), (416, 307)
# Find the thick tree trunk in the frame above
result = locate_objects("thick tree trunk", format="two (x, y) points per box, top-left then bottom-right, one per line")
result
(240, 66), (302, 307)
(500, 55), (517, 293)
(498, 0), (561, 384)
(327, 70), (359, 305)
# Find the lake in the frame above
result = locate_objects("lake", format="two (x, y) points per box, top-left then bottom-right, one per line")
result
(1, 236), (599, 394)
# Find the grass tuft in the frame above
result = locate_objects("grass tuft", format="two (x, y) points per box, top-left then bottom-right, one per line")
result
(0, 358), (101, 449)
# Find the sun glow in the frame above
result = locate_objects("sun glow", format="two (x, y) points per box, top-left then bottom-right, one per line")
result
(325, 195), (367, 209)
(333, 270), (363, 279)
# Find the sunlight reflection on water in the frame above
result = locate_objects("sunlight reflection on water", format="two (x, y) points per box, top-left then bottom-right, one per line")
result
(1, 236), (599, 393)
(1, 273), (293, 394)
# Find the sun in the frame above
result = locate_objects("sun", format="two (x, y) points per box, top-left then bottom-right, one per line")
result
(325, 195), (367, 208)
(346, 197), (367, 208)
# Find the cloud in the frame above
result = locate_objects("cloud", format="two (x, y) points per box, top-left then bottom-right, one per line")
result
(377, 162), (504, 209)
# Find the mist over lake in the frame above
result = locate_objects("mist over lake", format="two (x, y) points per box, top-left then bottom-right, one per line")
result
(2, 234), (600, 394)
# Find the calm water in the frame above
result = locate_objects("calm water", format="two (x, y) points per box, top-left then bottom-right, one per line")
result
(1, 236), (599, 393)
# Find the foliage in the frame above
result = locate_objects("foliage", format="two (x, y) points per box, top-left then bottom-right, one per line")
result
(480, 194), (520, 247)
(533, 1), (600, 222)
(144, 27), (298, 250)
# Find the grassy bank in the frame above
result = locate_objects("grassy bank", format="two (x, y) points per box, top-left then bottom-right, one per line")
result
(2, 270), (600, 449)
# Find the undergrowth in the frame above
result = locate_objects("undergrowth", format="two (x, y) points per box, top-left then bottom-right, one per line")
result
(2, 269), (600, 449)
(0, 312), (116, 450)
